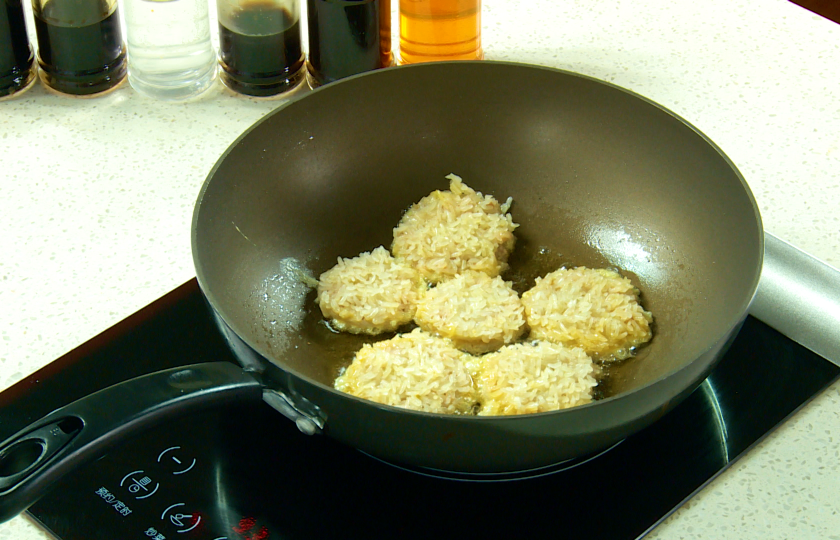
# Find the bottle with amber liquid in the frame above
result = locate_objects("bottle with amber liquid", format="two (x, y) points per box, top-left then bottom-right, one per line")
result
(32, 0), (127, 95)
(1, 0), (36, 98)
(398, 0), (482, 64)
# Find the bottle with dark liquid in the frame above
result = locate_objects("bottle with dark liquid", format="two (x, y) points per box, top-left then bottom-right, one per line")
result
(398, 0), (483, 64)
(217, 0), (305, 97)
(1, 0), (36, 98)
(32, 0), (127, 95)
(306, 0), (392, 88)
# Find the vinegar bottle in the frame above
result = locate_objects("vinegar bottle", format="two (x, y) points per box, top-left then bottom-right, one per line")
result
(1, 0), (36, 98)
(398, 0), (483, 65)
(122, 0), (217, 100)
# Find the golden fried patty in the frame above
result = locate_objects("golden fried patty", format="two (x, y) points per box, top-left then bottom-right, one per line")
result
(317, 246), (426, 335)
(334, 329), (477, 414)
(414, 270), (526, 354)
(470, 341), (596, 416)
(521, 267), (653, 361)
(392, 174), (517, 284)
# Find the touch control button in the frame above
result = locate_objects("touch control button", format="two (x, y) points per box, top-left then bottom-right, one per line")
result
(120, 470), (160, 499)
(157, 446), (196, 475)
(161, 503), (202, 534)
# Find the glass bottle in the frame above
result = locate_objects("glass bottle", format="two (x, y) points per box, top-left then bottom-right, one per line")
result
(1, 0), (36, 98)
(122, 0), (217, 100)
(217, 0), (306, 97)
(32, 0), (127, 95)
(306, 0), (392, 88)
(398, 0), (483, 65)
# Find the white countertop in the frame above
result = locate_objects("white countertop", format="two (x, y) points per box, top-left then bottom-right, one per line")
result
(2, 0), (839, 538)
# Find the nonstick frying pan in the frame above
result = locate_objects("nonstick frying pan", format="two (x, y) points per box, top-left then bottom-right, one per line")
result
(0, 62), (762, 522)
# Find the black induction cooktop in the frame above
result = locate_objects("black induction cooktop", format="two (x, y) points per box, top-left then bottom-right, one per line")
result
(1, 278), (838, 540)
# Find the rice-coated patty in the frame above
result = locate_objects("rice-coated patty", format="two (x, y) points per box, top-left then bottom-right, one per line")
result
(470, 341), (596, 416)
(521, 267), (653, 361)
(392, 174), (518, 283)
(334, 329), (477, 414)
(317, 246), (426, 335)
(414, 271), (527, 354)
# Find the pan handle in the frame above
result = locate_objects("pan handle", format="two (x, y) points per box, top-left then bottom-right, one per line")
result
(0, 362), (262, 524)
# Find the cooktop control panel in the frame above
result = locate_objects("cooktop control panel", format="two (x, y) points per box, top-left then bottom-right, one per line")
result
(36, 405), (280, 540)
(97, 447), (211, 537)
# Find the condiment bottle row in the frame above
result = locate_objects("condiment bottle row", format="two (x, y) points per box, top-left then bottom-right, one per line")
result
(1, 0), (483, 100)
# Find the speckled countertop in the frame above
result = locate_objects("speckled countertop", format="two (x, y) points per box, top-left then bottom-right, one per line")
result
(1, 0), (839, 538)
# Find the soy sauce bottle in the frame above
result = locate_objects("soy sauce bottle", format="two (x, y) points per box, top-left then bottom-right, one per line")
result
(306, 0), (392, 87)
(217, 0), (306, 97)
(32, 0), (127, 95)
(1, 0), (36, 98)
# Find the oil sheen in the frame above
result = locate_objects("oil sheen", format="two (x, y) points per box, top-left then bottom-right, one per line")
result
(398, 0), (482, 64)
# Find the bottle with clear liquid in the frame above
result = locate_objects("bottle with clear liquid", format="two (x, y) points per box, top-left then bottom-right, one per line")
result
(123, 0), (217, 100)
(398, 0), (483, 65)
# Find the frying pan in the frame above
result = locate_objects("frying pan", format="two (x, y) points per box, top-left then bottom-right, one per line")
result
(0, 62), (762, 522)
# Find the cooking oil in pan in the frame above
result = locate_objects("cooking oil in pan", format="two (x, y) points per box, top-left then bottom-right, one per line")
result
(248, 244), (653, 402)
(503, 242), (575, 295)
(247, 257), (314, 354)
(247, 256), (383, 382)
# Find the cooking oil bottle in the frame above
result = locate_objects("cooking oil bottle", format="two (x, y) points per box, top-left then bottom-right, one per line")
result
(398, 0), (482, 65)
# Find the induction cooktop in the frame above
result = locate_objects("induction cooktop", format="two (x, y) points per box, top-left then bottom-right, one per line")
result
(1, 234), (838, 540)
